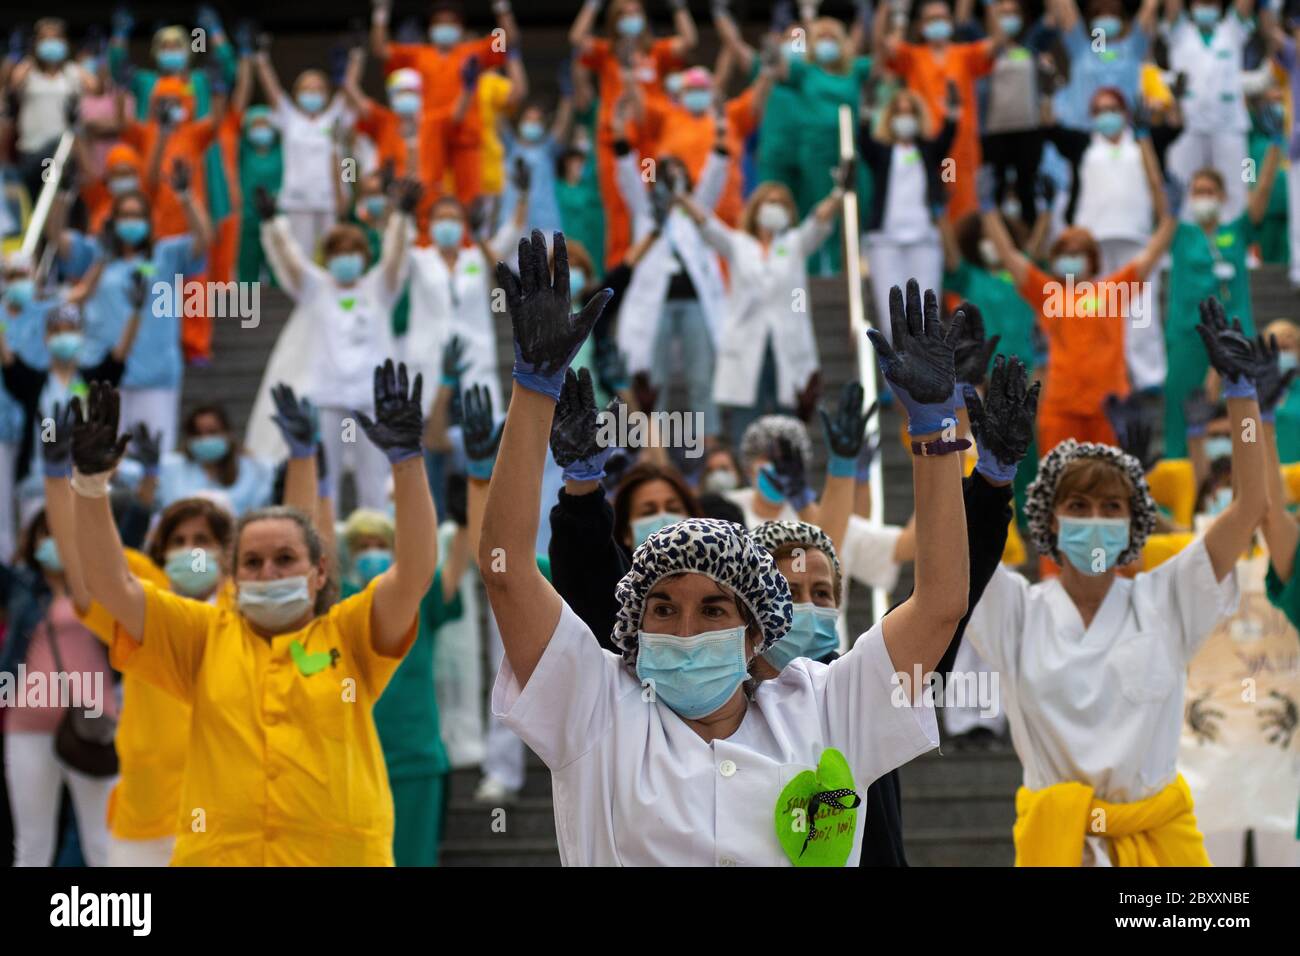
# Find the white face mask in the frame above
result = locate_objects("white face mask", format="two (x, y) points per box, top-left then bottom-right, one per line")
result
(1189, 196), (1221, 224)
(237, 576), (313, 632)
(978, 238), (1000, 267)
(891, 114), (920, 141)
(756, 202), (791, 233)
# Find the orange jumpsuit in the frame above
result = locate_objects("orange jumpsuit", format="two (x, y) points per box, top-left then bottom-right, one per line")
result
(385, 38), (506, 207)
(579, 37), (683, 269)
(356, 102), (442, 234)
(887, 40), (994, 220)
(1017, 262), (1138, 455)
(649, 87), (759, 227)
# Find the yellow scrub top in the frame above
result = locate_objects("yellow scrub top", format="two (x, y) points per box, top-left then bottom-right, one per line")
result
(78, 549), (191, 842)
(109, 578), (416, 866)
(477, 72), (513, 196)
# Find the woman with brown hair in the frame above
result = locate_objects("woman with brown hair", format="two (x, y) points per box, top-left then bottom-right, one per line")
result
(966, 299), (1269, 866)
(159, 404), (272, 516)
(675, 169), (846, 450)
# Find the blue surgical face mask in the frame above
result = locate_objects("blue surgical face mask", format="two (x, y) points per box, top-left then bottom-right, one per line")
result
(362, 195), (388, 219)
(297, 90), (326, 114)
(814, 38), (842, 63)
(237, 576), (313, 632)
(47, 332), (83, 362)
(891, 114), (920, 141)
(36, 38), (68, 63)
(1204, 435), (1233, 460)
(1279, 351), (1298, 372)
(1056, 516), (1130, 575)
(1091, 15), (1122, 38)
(247, 125), (276, 147)
(115, 218), (150, 246)
(1001, 198), (1023, 220)
(519, 120), (545, 142)
(35, 537), (62, 572)
(156, 49), (188, 73)
(108, 174), (139, 195)
(782, 41), (804, 63)
(764, 603), (839, 670)
(1093, 110), (1125, 138)
(1206, 486), (1232, 517)
(432, 219), (464, 249)
(1054, 254), (1087, 277)
(431, 23), (463, 46)
(328, 253), (366, 283)
(392, 91), (422, 116)
(682, 89), (712, 114)
(189, 434), (231, 462)
(617, 15), (646, 37)
(999, 14), (1023, 35)
(4, 278), (34, 308)
(165, 548), (221, 597)
(636, 626), (750, 719)
(665, 73), (684, 95)
(354, 548), (393, 585)
(1192, 4), (1220, 27)
(922, 19), (954, 42)
(632, 511), (684, 547)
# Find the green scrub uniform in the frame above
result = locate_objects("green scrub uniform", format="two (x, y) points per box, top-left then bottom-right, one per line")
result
(1164, 217), (1254, 457)
(1244, 128), (1289, 266)
(944, 260), (1040, 516)
(750, 59), (805, 210)
(1273, 381), (1300, 464)
(236, 134), (283, 285)
(781, 55), (875, 276)
(557, 99), (605, 274)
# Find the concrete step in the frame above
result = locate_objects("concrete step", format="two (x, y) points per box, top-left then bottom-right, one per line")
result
(439, 840), (562, 867)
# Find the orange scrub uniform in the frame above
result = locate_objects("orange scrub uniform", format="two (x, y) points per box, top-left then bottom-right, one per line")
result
(887, 40), (995, 220)
(650, 87), (760, 227)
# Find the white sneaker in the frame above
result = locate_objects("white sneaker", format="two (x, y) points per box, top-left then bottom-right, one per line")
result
(473, 776), (519, 805)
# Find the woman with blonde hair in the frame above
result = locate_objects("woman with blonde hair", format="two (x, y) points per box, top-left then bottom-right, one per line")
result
(675, 167), (847, 449)
(860, 86), (957, 343)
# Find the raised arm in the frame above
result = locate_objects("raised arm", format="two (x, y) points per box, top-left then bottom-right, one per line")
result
(1051, 0), (1082, 33)
(383, 181), (420, 293)
(1247, 110), (1284, 226)
(1195, 298), (1269, 581)
(818, 382), (878, 551)
(171, 160), (213, 260)
(70, 383), (144, 638)
(714, 3), (757, 73)
(357, 360), (439, 656)
(341, 46), (372, 115)
(1137, 0), (1161, 33)
(370, 0), (394, 60)
(42, 402), (92, 613)
(108, 270), (148, 362)
(1130, 211), (1176, 279)
(230, 52), (253, 115)
(269, 383), (320, 518)
(480, 231), (613, 687)
(870, 281), (972, 680)
(570, 0), (603, 49)
(980, 208), (1033, 287)
(253, 42), (285, 111)
(1254, 333), (1299, 581)
(668, 0), (699, 54)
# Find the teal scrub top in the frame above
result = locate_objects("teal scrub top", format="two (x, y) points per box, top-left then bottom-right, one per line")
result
(749, 58), (804, 161)
(1244, 129), (1289, 266)
(1273, 380), (1300, 464)
(783, 55), (874, 132)
(368, 566), (462, 781)
(1264, 536), (1300, 633)
(943, 261), (1037, 372)
(1169, 216), (1254, 335)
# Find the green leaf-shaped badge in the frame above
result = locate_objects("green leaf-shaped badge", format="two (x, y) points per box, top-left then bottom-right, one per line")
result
(289, 640), (332, 676)
(774, 748), (862, 867)
(338, 297), (357, 311)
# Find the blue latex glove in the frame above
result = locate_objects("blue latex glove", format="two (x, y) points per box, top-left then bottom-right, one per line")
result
(270, 383), (318, 459)
(551, 368), (618, 482)
(354, 360), (425, 465)
(500, 230), (612, 401)
(866, 279), (962, 436)
(462, 384), (502, 480)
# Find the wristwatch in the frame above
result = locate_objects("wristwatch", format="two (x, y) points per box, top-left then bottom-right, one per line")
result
(911, 437), (971, 457)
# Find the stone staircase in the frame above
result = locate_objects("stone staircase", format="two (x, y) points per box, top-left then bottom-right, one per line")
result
(187, 259), (1297, 867)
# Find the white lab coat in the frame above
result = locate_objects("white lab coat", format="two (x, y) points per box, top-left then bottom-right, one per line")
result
(1074, 129), (1154, 244)
(836, 516), (904, 651)
(403, 219), (519, 416)
(701, 212), (831, 408)
(1164, 15), (1249, 135)
(245, 213), (405, 460)
(493, 601), (938, 866)
(968, 537), (1238, 865)
(614, 149), (729, 376)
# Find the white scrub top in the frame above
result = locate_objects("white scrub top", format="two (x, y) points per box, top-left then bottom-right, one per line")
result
(274, 96), (353, 212)
(492, 601), (939, 866)
(968, 538), (1238, 863)
(723, 487), (797, 529)
(836, 516), (904, 651)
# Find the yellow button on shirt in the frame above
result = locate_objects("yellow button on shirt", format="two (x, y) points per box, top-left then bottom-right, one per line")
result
(109, 578), (416, 866)
(78, 549), (192, 842)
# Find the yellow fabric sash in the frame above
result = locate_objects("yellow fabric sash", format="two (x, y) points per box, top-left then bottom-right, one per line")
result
(1013, 775), (1212, 867)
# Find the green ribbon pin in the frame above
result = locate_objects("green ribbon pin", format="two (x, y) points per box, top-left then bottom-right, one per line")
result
(289, 640), (333, 676)
(338, 297), (356, 311)
(774, 748), (862, 867)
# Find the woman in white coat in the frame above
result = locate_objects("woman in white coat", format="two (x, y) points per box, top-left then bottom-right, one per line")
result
(676, 171), (845, 450)
(612, 127), (729, 442)
(966, 298), (1268, 866)
(403, 193), (528, 417)
(247, 183), (414, 509)
(481, 236), (969, 866)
